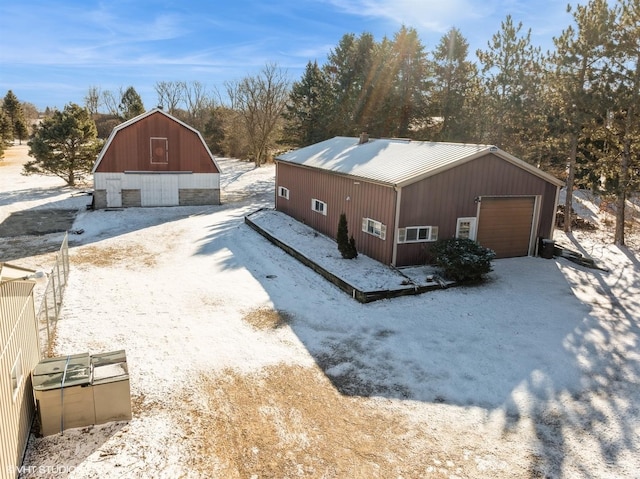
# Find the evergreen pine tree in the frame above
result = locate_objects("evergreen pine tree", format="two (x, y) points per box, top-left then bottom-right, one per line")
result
(337, 213), (350, 258)
(119, 86), (145, 120)
(348, 235), (358, 259)
(25, 103), (101, 186)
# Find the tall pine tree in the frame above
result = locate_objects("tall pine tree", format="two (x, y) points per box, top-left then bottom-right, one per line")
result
(2, 90), (28, 144)
(284, 61), (331, 146)
(551, 0), (616, 232)
(430, 28), (477, 142)
(592, 0), (640, 245)
(476, 15), (545, 161)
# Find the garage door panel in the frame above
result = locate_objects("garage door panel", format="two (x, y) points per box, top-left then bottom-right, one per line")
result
(477, 197), (535, 258)
(141, 175), (179, 206)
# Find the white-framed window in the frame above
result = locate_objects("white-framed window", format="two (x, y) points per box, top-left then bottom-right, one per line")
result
(11, 353), (23, 401)
(311, 198), (327, 215)
(362, 218), (387, 240)
(456, 217), (477, 240)
(278, 186), (290, 200)
(397, 226), (438, 243)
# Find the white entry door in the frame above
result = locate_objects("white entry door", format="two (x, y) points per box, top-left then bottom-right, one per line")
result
(106, 179), (122, 208)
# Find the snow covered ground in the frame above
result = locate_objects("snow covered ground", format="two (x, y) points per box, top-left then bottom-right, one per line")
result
(1, 144), (639, 478)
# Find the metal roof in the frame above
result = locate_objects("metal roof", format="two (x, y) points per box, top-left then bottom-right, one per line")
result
(276, 136), (564, 187)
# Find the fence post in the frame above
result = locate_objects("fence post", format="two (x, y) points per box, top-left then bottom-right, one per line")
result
(51, 271), (59, 320)
(62, 233), (69, 285)
(44, 296), (51, 357)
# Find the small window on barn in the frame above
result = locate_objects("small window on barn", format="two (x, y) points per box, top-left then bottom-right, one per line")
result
(150, 137), (168, 164)
(278, 186), (290, 200)
(397, 226), (438, 243)
(11, 352), (23, 401)
(362, 218), (386, 240)
(311, 198), (327, 215)
(456, 217), (477, 240)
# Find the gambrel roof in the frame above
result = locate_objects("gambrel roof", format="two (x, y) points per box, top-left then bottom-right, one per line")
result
(276, 136), (563, 188)
(92, 107), (219, 173)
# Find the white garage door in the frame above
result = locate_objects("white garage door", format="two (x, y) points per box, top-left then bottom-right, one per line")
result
(141, 175), (179, 206)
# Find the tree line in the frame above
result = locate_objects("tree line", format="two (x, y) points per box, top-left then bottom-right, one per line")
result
(1, 0), (637, 244)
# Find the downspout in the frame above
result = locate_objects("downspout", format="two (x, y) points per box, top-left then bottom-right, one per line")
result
(551, 185), (561, 240)
(274, 161), (279, 209)
(391, 185), (402, 266)
(529, 196), (543, 256)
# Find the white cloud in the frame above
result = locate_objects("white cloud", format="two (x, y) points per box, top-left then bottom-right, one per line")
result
(322, 0), (487, 32)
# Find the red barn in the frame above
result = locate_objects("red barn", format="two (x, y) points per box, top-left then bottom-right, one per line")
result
(275, 136), (564, 266)
(92, 108), (221, 208)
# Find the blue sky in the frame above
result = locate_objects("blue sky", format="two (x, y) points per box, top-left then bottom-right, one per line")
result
(0, 0), (579, 111)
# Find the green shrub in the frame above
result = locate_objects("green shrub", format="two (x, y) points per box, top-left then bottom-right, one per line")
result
(430, 238), (495, 282)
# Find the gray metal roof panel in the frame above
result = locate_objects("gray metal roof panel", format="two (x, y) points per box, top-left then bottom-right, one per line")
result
(277, 137), (494, 186)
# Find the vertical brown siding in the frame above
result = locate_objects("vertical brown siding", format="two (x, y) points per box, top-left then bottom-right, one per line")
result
(540, 182), (559, 238)
(277, 153), (559, 267)
(96, 112), (219, 174)
(276, 162), (397, 264)
(396, 154), (558, 266)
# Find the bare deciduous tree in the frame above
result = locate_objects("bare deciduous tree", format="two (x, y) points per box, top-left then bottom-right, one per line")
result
(231, 63), (290, 166)
(101, 89), (120, 117)
(183, 80), (215, 131)
(154, 81), (185, 114)
(84, 86), (101, 115)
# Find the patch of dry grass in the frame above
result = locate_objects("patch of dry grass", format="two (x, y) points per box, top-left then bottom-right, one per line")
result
(242, 307), (293, 330)
(72, 244), (157, 268)
(179, 365), (489, 479)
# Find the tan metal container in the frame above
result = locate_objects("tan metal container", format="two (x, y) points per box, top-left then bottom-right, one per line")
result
(91, 350), (132, 424)
(32, 353), (93, 436)
(31, 350), (131, 436)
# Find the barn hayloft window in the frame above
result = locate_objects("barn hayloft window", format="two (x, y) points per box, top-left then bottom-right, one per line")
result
(278, 186), (290, 200)
(150, 137), (168, 164)
(362, 218), (386, 240)
(312, 198), (327, 215)
(397, 226), (438, 243)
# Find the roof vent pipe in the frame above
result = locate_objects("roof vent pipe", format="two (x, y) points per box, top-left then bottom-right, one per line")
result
(359, 132), (369, 144)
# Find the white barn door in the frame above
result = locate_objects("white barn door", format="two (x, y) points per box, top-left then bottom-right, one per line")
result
(141, 175), (179, 206)
(106, 179), (122, 208)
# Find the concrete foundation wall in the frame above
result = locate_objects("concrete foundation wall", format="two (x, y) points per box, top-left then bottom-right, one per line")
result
(93, 188), (220, 208)
(122, 190), (141, 207)
(179, 189), (220, 206)
(93, 190), (107, 209)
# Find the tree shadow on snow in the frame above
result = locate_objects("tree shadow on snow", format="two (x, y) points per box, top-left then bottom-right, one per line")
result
(224, 222), (640, 479)
(20, 421), (127, 477)
(509, 236), (640, 478)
